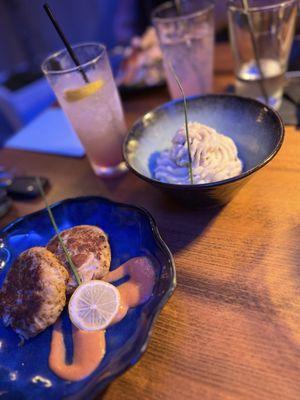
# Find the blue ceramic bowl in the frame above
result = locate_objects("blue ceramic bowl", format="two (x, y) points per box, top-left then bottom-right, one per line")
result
(123, 94), (285, 207)
(0, 197), (176, 400)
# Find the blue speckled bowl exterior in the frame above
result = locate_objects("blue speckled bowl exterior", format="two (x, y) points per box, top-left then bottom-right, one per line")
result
(0, 197), (176, 400)
(123, 94), (285, 207)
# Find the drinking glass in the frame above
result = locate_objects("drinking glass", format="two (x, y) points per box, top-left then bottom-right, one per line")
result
(42, 43), (127, 177)
(152, 0), (215, 99)
(228, 0), (298, 109)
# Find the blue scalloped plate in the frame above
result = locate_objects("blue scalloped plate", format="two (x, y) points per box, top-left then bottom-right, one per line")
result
(0, 197), (176, 400)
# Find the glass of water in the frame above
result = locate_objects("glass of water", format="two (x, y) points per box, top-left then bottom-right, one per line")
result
(152, 0), (215, 99)
(42, 43), (127, 177)
(228, 0), (297, 110)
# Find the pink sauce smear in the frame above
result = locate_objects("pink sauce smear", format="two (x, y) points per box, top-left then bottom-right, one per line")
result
(49, 257), (155, 381)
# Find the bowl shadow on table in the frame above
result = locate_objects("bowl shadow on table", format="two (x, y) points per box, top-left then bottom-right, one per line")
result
(93, 386), (109, 399)
(142, 154), (243, 253)
(151, 194), (224, 254)
(97, 171), (225, 254)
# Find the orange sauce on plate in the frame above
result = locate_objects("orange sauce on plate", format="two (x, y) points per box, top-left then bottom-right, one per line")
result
(49, 257), (155, 381)
(49, 322), (105, 381)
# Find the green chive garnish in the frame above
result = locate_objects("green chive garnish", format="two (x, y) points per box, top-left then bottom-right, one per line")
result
(168, 62), (194, 184)
(35, 178), (81, 286)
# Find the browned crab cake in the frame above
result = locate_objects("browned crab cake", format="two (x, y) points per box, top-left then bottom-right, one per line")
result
(47, 225), (111, 294)
(0, 247), (68, 339)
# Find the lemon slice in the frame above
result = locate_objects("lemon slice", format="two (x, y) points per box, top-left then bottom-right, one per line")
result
(68, 280), (120, 331)
(64, 79), (104, 102)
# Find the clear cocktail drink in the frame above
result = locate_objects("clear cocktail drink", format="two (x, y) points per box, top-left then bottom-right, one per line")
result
(228, 0), (297, 110)
(42, 43), (127, 177)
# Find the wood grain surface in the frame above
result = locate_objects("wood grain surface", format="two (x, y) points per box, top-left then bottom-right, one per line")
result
(1, 43), (300, 400)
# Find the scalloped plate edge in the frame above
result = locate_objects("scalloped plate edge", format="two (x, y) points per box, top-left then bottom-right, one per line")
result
(0, 196), (177, 398)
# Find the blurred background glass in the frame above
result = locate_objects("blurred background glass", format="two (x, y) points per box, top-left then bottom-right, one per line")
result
(152, 0), (215, 99)
(228, 0), (298, 109)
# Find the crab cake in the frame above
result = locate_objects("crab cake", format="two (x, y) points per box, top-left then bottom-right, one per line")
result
(47, 225), (111, 294)
(0, 247), (68, 339)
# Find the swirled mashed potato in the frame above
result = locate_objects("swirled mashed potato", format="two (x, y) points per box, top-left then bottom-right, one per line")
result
(154, 122), (243, 184)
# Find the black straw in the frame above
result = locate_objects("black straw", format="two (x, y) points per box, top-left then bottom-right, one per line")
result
(43, 3), (89, 83)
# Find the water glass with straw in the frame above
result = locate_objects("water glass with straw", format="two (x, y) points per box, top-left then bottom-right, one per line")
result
(228, 0), (298, 110)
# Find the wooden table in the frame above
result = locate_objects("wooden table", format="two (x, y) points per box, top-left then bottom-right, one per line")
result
(1, 43), (300, 400)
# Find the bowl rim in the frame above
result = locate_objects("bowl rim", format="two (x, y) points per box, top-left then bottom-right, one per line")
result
(123, 93), (285, 190)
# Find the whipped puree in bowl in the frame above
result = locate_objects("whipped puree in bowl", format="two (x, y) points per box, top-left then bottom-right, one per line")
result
(154, 122), (243, 185)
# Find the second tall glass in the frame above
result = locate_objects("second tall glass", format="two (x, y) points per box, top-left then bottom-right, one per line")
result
(152, 0), (215, 99)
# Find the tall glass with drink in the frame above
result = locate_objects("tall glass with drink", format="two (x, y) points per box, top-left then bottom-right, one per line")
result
(42, 43), (127, 177)
(228, 0), (297, 109)
(152, 0), (215, 99)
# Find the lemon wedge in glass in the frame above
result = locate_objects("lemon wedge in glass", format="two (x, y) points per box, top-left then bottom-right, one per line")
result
(68, 280), (120, 331)
(64, 79), (104, 102)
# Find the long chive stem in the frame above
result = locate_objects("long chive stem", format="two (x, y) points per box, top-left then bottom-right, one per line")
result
(168, 62), (194, 184)
(35, 178), (81, 286)
(241, 0), (269, 105)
